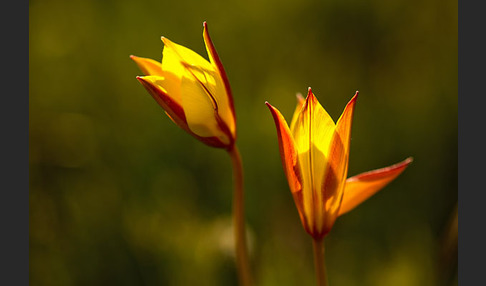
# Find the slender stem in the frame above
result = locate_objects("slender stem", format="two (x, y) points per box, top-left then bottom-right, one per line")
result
(312, 237), (328, 286)
(228, 145), (253, 286)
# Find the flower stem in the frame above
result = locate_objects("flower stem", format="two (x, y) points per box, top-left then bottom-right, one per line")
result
(312, 237), (328, 286)
(228, 145), (253, 286)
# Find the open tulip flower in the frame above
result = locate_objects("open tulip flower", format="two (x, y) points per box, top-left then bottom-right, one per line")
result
(266, 89), (412, 240)
(131, 22), (236, 150)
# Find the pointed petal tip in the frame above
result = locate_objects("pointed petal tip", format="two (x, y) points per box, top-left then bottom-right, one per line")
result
(307, 87), (313, 97)
(403, 157), (414, 165)
(393, 157), (414, 168)
(203, 21), (207, 28)
(306, 86), (315, 99)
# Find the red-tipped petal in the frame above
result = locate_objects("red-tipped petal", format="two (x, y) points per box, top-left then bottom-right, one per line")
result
(338, 157), (413, 216)
(266, 101), (310, 233)
(137, 76), (229, 149)
(137, 76), (187, 127)
(203, 22), (236, 129)
(335, 91), (359, 158)
(322, 91), (359, 215)
(266, 102), (302, 194)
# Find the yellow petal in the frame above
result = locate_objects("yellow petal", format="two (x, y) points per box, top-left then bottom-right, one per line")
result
(130, 55), (164, 76)
(289, 92), (305, 132)
(338, 157), (413, 216)
(136, 76), (187, 131)
(139, 75), (183, 108)
(179, 68), (229, 143)
(161, 37), (213, 72)
(137, 76), (230, 149)
(292, 88), (336, 234)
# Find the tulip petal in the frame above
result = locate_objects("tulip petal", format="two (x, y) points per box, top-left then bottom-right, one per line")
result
(289, 92), (305, 132)
(202, 22), (237, 137)
(179, 68), (230, 143)
(292, 89), (337, 234)
(338, 157), (413, 216)
(292, 89), (336, 157)
(161, 37), (214, 72)
(266, 102), (302, 195)
(266, 101), (311, 231)
(321, 92), (359, 219)
(136, 76), (187, 130)
(130, 55), (164, 76)
(335, 91), (358, 162)
(137, 76), (229, 148)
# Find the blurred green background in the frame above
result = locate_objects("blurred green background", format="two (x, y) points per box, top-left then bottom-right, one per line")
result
(29, 0), (457, 285)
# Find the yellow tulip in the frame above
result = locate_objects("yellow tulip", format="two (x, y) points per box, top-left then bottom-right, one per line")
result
(131, 22), (236, 149)
(266, 88), (412, 239)
(131, 23), (253, 285)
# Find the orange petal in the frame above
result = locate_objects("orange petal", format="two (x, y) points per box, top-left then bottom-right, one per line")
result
(266, 102), (302, 195)
(338, 157), (413, 216)
(335, 91), (358, 161)
(130, 55), (164, 76)
(267, 101), (314, 234)
(321, 91), (359, 216)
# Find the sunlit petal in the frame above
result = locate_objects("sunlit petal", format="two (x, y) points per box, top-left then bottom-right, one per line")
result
(179, 69), (229, 143)
(266, 102), (302, 194)
(320, 91), (359, 224)
(338, 157), (413, 216)
(202, 22), (237, 137)
(335, 91), (358, 162)
(161, 37), (214, 72)
(130, 55), (164, 76)
(136, 76), (187, 130)
(289, 92), (305, 132)
(291, 89), (338, 235)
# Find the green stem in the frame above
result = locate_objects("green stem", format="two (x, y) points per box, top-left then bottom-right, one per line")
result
(312, 237), (328, 286)
(228, 145), (253, 286)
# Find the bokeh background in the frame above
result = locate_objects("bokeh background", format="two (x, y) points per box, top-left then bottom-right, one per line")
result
(29, 0), (457, 285)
